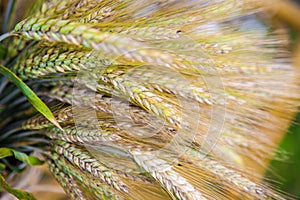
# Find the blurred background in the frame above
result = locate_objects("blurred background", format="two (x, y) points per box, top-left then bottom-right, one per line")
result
(267, 112), (300, 199)
(266, 0), (300, 195)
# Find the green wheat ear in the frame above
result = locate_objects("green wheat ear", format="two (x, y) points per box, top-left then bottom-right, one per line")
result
(1, 0), (300, 200)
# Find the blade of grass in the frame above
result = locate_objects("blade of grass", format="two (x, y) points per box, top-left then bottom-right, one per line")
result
(0, 148), (44, 166)
(0, 173), (36, 200)
(0, 163), (5, 171)
(0, 65), (64, 131)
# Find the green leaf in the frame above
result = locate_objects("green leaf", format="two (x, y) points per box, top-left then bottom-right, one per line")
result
(0, 163), (6, 171)
(0, 148), (44, 166)
(0, 43), (6, 60)
(12, 150), (44, 165)
(0, 148), (13, 159)
(0, 174), (36, 200)
(0, 65), (63, 131)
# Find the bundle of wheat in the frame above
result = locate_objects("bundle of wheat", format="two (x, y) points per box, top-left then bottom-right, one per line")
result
(1, 0), (300, 199)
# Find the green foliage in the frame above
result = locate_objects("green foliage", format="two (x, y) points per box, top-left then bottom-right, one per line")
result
(0, 64), (63, 131)
(0, 44), (6, 60)
(0, 148), (43, 199)
(0, 174), (36, 200)
(268, 113), (300, 199)
(0, 148), (44, 166)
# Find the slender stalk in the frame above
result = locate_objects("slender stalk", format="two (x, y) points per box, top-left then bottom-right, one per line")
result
(0, 32), (15, 42)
